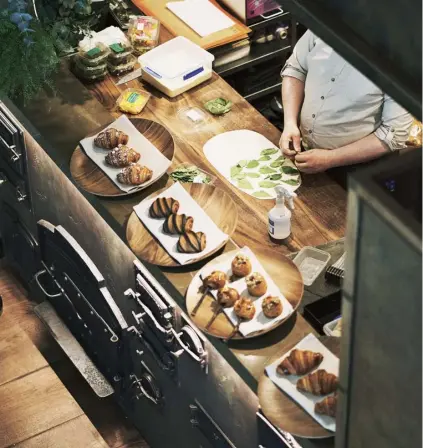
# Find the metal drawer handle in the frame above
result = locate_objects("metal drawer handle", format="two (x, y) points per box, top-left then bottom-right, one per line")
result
(0, 172), (7, 186)
(0, 135), (20, 162)
(15, 186), (27, 202)
(34, 270), (62, 298)
(260, 7), (284, 19)
(171, 327), (208, 370)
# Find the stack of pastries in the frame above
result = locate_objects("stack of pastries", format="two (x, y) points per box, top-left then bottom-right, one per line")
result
(277, 348), (338, 419)
(202, 252), (284, 323)
(149, 197), (206, 254)
(94, 127), (153, 186)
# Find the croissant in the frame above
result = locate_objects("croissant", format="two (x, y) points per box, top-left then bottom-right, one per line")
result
(217, 287), (239, 308)
(94, 128), (129, 149)
(315, 393), (337, 418)
(234, 297), (255, 321)
(277, 349), (323, 376)
(105, 145), (140, 167)
(177, 231), (206, 254)
(163, 214), (194, 235)
(262, 296), (282, 318)
(203, 271), (227, 290)
(150, 197), (180, 219)
(296, 370), (338, 396)
(117, 164), (153, 185)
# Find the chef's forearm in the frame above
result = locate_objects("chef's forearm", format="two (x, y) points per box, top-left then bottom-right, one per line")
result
(329, 134), (390, 168)
(282, 76), (305, 126)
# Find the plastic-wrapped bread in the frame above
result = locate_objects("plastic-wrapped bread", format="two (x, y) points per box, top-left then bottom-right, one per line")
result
(149, 197), (180, 219)
(117, 164), (153, 185)
(163, 214), (194, 234)
(177, 231), (206, 254)
(105, 145), (140, 167)
(94, 128), (129, 149)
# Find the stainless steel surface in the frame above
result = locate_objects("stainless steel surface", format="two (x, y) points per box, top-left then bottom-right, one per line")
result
(35, 301), (114, 397)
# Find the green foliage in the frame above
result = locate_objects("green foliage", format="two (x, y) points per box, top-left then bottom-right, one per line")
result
(0, 9), (59, 101)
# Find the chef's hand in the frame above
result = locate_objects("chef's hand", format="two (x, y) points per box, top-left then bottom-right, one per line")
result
(280, 123), (302, 158)
(295, 149), (334, 174)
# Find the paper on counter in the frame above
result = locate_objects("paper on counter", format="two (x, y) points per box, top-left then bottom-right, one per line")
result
(265, 333), (339, 432)
(133, 182), (229, 264)
(167, 0), (235, 37)
(79, 115), (171, 193)
(201, 247), (294, 336)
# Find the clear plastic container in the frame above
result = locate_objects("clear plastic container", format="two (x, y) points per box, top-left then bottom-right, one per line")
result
(108, 40), (134, 65)
(78, 43), (111, 67)
(293, 246), (331, 286)
(73, 57), (108, 81)
(116, 88), (151, 114)
(108, 55), (137, 76)
(139, 36), (214, 98)
(323, 317), (342, 337)
(177, 107), (209, 127)
(128, 16), (160, 56)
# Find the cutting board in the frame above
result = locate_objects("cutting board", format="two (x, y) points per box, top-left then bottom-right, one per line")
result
(132, 0), (250, 49)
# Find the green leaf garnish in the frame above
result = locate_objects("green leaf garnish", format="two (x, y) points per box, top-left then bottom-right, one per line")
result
(259, 180), (279, 188)
(260, 148), (278, 156)
(282, 178), (300, 186)
(259, 166), (277, 174)
(253, 190), (272, 198)
(238, 160), (248, 167)
(258, 155), (271, 161)
(281, 166), (300, 175)
(245, 172), (261, 178)
(246, 160), (259, 169)
(268, 173), (282, 181)
(204, 98), (233, 115)
(230, 165), (242, 177)
(270, 160), (284, 168)
(233, 173), (246, 180)
(238, 179), (254, 189)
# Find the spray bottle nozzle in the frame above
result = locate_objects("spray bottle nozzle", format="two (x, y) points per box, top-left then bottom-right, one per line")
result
(275, 185), (297, 211)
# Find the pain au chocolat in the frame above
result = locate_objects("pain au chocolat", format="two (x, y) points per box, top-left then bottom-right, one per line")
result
(296, 369), (338, 396)
(163, 213), (194, 235)
(177, 231), (206, 254)
(94, 128), (129, 149)
(150, 197), (180, 219)
(277, 349), (324, 376)
(105, 145), (140, 167)
(117, 164), (153, 185)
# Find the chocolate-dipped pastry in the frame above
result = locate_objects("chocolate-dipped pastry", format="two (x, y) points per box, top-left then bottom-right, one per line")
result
(203, 271), (227, 290)
(117, 164), (152, 185)
(262, 295), (283, 318)
(94, 128), (129, 149)
(105, 145), (140, 167)
(231, 253), (252, 277)
(217, 287), (239, 308)
(234, 297), (255, 321)
(163, 213), (194, 235)
(177, 231), (206, 254)
(246, 272), (267, 297)
(149, 197), (180, 219)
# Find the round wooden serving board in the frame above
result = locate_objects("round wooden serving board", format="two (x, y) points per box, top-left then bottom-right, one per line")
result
(258, 336), (340, 439)
(185, 248), (304, 339)
(126, 183), (238, 267)
(70, 118), (175, 197)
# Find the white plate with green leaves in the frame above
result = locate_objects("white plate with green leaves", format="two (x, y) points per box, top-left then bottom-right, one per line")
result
(203, 130), (301, 199)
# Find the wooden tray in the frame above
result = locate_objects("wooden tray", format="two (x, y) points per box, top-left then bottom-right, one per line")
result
(185, 248), (304, 339)
(258, 337), (340, 439)
(126, 182), (238, 267)
(70, 118), (175, 197)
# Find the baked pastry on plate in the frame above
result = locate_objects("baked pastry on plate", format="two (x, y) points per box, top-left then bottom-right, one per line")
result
(296, 369), (338, 396)
(163, 214), (194, 234)
(94, 128), (129, 149)
(117, 164), (152, 185)
(177, 231), (206, 254)
(105, 145), (140, 167)
(277, 349), (323, 376)
(150, 197), (180, 219)
(231, 253), (252, 277)
(246, 272), (267, 297)
(217, 287), (239, 308)
(203, 271), (227, 290)
(234, 297), (255, 321)
(315, 393), (337, 418)
(262, 296), (283, 318)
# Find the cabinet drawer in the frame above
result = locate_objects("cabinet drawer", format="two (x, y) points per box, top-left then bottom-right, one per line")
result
(0, 106), (25, 176)
(0, 167), (30, 208)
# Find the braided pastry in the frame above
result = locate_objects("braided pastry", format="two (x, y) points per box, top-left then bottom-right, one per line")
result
(117, 164), (153, 185)
(94, 128), (129, 149)
(105, 145), (140, 167)
(149, 197), (180, 219)
(163, 214), (194, 235)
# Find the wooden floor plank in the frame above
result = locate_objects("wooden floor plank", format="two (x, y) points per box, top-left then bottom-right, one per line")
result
(0, 367), (83, 448)
(0, 320), (48, 387)
(14, 415), (109, 448)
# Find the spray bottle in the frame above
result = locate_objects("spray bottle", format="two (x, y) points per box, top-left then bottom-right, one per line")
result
(268, 185), (297, 240)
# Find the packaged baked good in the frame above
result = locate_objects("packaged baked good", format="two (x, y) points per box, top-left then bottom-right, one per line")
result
(78, 43), (111, 67)
(116, 88), (151, 114)
(108, 40), (134, 65)
(107, 55), (137, 76)
(128, 16), (160, 56)
(72, 56), (108, 82)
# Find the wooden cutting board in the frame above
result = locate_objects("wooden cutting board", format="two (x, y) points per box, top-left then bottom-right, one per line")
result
(132, 0), (250, 49)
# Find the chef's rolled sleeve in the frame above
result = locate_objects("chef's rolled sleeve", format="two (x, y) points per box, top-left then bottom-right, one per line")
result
(281, 30), (317, 82)
(374, 94), (414, 151)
